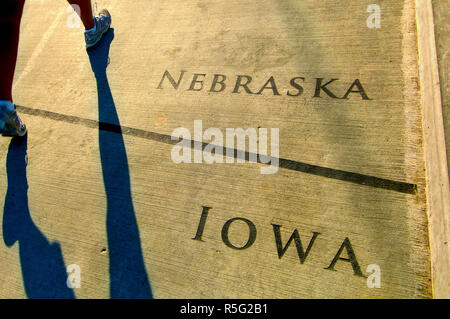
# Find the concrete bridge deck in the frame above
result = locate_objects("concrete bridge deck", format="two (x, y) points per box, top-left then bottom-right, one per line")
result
(0, 0), (448, 298)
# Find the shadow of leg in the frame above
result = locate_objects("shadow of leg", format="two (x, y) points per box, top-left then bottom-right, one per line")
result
(87, 29), (153, 299)
(3, 135), (75, 299)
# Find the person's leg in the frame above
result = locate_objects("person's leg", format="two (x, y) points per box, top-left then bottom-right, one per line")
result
(0, 0), (27, 137)
(67, 0), (95, 30)
(68, 1), (111, 49)
(0, 0), (26, 102)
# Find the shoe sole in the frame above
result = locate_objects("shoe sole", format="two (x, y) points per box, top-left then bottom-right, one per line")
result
(0, 116), (27, 137)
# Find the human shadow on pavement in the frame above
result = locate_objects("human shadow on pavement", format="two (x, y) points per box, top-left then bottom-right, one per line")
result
(3, 135), (75, 298)
(87, 28), (153, 299)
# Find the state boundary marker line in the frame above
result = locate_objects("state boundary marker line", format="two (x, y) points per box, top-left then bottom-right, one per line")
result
(16, 104), (417, 195)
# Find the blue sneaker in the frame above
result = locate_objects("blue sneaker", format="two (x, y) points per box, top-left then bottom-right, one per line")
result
(85, 9), (111, 50)
(0, 102), (27, 137)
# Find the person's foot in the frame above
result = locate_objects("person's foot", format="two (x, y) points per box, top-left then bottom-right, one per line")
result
(0, 102), (27, 137)
(85, 9), (112, 50)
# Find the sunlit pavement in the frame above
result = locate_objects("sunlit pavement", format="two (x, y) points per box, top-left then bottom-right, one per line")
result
(0, 0), (437, 298)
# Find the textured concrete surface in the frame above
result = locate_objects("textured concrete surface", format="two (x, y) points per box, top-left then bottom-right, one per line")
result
(432, 0), (449, 175)
(0, 0), (440, 298)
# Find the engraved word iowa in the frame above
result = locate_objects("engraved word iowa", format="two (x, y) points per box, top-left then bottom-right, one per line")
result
(193, 207), (371, 278)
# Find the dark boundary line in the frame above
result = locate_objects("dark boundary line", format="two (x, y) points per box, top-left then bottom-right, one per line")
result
(16, 105), (417, 195)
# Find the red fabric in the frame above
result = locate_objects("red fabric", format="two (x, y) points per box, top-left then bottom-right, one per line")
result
(0, 0), (26, 102)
